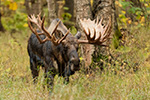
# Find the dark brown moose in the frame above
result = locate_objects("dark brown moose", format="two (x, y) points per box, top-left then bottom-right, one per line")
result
(27, 14), (111, 90)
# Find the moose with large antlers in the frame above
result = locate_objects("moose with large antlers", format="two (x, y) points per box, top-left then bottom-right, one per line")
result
(27, 14), (111, 90)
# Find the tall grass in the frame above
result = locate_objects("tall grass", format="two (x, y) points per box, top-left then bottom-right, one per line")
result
(0, 26), (150, 100)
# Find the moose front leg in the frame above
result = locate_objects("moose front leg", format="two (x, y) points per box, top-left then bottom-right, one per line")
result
(44, 68), (55, 91)
(63, 62), (72, 84)
(44, 56), (56, 91)
(64, 74), (69, 84)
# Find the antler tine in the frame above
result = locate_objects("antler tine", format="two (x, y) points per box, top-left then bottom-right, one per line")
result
(58, 29), (70, 44)
(101, 17), (111, 40)
(28, 19), (48, 43)
(37, 12), (42, 25)
(90, 28), (96, 40)
(28, 18), (36, 33)
(28, 14), (43, 32)
(94, 31), (101, 42)
(51, 20), (61, 35)
(99, 16), (103, 25)
(41, 16), (53, 39)
(80, 18), (90, 38)
(30, 14), (38, 24)
(87, 28), (91, 40)
(51, 29), (70, 45)
(96, 16), (99, 25)
(82, 28), (89, 39)
(28, 15), (43, 34)
(106, 18), (111, 36)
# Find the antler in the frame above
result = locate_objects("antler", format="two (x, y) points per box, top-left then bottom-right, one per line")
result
(28, 14), (70, 45)
(78, 17), (111, 45)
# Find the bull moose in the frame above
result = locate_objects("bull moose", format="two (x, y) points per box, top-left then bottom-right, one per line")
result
(27, 14), (111, 90)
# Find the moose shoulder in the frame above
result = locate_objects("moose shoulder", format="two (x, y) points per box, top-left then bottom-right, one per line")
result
(27, 14), (111, 91)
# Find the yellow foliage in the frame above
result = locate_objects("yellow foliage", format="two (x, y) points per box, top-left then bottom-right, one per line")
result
(119, 14), (123, 18)
(91, 0), (93, 6)
(121, 11), (126, 14)
(115, 1), (122, 7)
(9, 2), (18, 11)
(115, 1), (119, 5)
(121, 17), (127, 24)
(2, 0), (13, 1)
(134, 22), (138, 25)
(23, 23), (28, 27)
(0, 67), (2, 71)
(19, 1), (24, 5)
(6, 68), (11, 73)
(144, 3), (148, 7)
(140, 17), (145, 23)
(141, 23), (144, 26)
(86, 74), (89, 78)
(127, 20), (132, 24)
(79, 57), (84, 61)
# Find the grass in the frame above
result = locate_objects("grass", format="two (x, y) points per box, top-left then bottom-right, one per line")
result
(0, 26), (150, 100)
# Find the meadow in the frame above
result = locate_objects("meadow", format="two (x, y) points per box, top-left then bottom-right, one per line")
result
(0, 25), (150, 100)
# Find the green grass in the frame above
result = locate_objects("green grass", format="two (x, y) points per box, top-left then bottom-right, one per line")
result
(0, 26), (150, 100)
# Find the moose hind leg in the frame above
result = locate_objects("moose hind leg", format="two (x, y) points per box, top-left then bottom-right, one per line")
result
(30, 58), (40, 83)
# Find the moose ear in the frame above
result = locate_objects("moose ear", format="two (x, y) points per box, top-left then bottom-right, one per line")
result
(75, 31), (81, 39)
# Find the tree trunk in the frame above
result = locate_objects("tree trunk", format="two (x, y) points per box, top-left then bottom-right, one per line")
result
(93, 0), (121, 50)
(47, 0), (57, 23)
(0, 0), (5, 32)
(91, 0), (112, 68)
(64, 0), (75, 21)
(90, 0), (122, 70)
(75, 0), (119, 71)
(75, 0), (94, 71)
(25, 0), (42, 15)
(0, 12), (5, 32)
(56, 0), (64, 20)
(93, 0), (112, 24)
(24, 0), (31, 15)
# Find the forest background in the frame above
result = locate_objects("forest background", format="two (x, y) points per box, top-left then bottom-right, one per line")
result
(0, 0), (150, 99)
